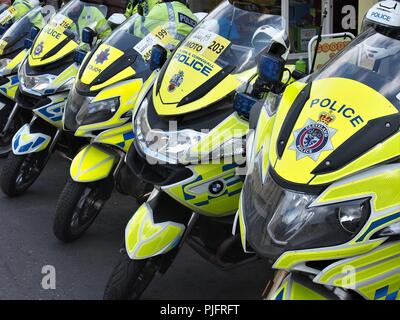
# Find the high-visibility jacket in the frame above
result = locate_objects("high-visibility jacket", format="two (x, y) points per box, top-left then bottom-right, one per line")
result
(69, 5), (112, 40)
(13, 0), (37, 21)
(144, 1), (197, 45)
(125, 0), (161, 18)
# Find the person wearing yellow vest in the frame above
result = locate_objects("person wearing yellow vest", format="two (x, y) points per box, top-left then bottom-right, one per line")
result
(125, 0), (161, 18)
(144, 0), (197, 44)
(65, 0), (111, 39)
(12, 0), (40, 21)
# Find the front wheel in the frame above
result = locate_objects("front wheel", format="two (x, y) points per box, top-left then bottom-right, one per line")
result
(0, 151), (49, 197)
(103, 253), (158, 300)
(53, 177), (113, 242)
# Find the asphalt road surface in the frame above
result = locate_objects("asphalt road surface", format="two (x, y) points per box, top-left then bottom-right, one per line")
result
(0, 154), (271, 300)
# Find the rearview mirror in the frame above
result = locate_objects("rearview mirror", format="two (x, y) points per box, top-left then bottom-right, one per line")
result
(108, 13), (126, 29)
(82, 27), (96, 47)
(150, 45), (167, 71)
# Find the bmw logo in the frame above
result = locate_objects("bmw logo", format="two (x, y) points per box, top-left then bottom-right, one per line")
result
(209, 181), (225, 195)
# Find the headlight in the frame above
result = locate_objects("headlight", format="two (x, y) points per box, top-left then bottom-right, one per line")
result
(242, 155), (371, 259)
(19, 62), (56, 95)
(19, 61), (73, 95)
(75, 97), (120, 127)
(206, 137), (246, 165)
(134, 95), (205, 165)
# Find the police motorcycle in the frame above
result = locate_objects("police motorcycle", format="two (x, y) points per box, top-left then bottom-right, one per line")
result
(237, 0), (400, 300)
(0, 0), (126, 197)
(0, 4), (55, 157)
(0, 0), (39, 29)
(103, 0), (290, 300)
(53, 10), (198, 242)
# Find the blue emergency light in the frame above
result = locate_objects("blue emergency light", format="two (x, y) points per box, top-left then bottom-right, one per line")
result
(233, 92), (258, 119)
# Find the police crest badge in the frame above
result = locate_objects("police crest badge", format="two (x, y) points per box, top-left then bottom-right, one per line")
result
(95, 48), (110, 64)
(34, 41), (44, 56)
(168, 71), (184, 93)
(290, 112), (337, 161)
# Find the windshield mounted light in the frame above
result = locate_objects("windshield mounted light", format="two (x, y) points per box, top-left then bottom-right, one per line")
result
(233, 92), (258, 119)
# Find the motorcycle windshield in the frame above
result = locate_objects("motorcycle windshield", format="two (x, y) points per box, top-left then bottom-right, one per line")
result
(312, 28), (400, 110)
(78, 14), (179, 90)
(29, 0), (108, 66)
(154, 0), (286, 114)
(0, 7), (48, 57)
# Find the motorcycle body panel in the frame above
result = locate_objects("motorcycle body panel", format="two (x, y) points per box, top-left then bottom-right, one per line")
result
(33, 94), (67, 129)
(160, 113), (249, 217)
(269, 78), (399, 186)
(70, 144), (118, 183)
(125, 202), (185, 260)
(74, 78), (143, 138)
(92, 122), (135, 153)
(12, 123), (51, 155)
(0, 49), (27, 100)
(28, 19), (78, 67)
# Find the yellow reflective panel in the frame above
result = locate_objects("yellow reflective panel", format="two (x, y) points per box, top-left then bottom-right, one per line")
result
(189, 112), (249, 155)
(75, 79), (143, 138)
(163, 163), (241, 217)
(312, 133), (400, 185)
(91, 67), (136, 92)
(316, 242), (400, 285)
(125, 204), (185, 259)
(289, 282), (327, 300)
(94, 123), (135, 152)
(70, 145), (117, 182)
(81, 44), (125, 85)
(316, 165), (400, 212)
(272, 78), (398, 185)
(273, 240), (385, 270)
(29, 21), (78, 66)
(157, 48), (223, 105)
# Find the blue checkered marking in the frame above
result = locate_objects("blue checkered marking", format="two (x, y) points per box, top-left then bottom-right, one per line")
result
(374, 286), (399, 300)
(357, 212), (400, 242)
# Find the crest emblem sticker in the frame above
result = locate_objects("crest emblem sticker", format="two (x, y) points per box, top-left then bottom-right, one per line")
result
(95, 48), (110, 64)
(290, 112), (337, 161)
(168, 71), (184, 92)
(34, 41), (44, 56)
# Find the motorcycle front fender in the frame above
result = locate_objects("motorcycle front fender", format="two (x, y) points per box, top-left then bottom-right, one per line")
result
(125, 202), (186, 260)
(70, 144), (119, 183)
(12, 123), (51, 155)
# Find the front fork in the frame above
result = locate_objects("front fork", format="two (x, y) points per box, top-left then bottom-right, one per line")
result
(0, 102), (19, 137)
(263, 270), (289, 300)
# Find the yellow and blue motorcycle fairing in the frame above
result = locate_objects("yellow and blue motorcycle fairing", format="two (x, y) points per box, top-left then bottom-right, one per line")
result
(0, 50), (27, 100)
(125, 199), (185, 260)
(70, 144), (119, 183)
(11, 93), (66, 155)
